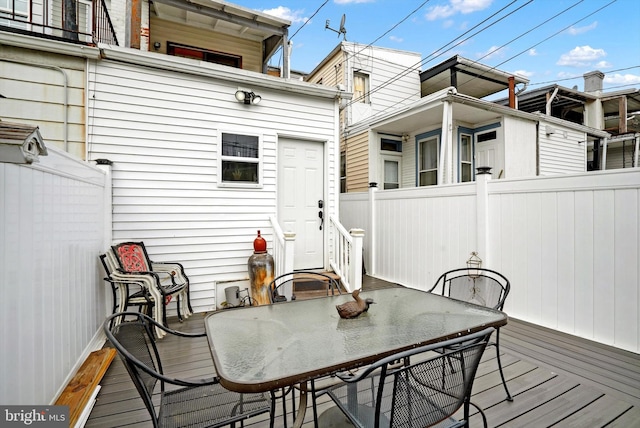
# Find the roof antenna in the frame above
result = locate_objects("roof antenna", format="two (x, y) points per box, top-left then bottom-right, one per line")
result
(325, 14), (347, 40)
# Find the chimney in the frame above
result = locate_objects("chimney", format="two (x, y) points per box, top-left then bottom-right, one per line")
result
(584, 71), (604, 94)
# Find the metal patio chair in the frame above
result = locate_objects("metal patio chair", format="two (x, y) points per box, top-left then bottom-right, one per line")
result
(110, 242), (193, 331)
(429, 267), (513, 401)
(268, 270), (342, 303)
(100, 253), (154, 326)
(104, 312), (274, 428)
(324, 328), (494, 428)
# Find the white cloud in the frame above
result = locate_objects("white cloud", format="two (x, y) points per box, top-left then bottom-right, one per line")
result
(567, 21), (597, 35)
(512, 69), (533, 78)
(528, 49), (538, 56)
(426, 0), (493, 20)
(556, 45), (606, 67)
(261, 6), (307, 24)
(595, 61), (612, 69)
(443, 19), (455, 29)
(477, 45), (505, 60)
(604, 73), (640, 85)
(389, 35), (403, 43)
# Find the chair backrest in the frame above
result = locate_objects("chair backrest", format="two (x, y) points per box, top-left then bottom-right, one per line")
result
(104, 312), (163, 424)
(371, 328), (493, 428)
(431, 268), (510, 310)
(267, 270), (342, 303)
(112, 241), (152, 272)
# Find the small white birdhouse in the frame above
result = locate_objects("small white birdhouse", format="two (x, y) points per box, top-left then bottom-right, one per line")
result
(0, 122), (48, 164)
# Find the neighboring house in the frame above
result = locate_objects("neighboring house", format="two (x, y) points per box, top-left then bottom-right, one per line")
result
(495, 70), (640, 170)
(305, 41), (422, 192)
(333, 55), (610, 191)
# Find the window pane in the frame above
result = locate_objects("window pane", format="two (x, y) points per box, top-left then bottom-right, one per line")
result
(384, 160), (399, 189)
(381, 138), (402, 152)
(460, 135), (471, 162)
(222, 133), (258, 158)
(419, 171), (437, 186)
(420, 139), (437, 169)
(461, 164), (472, 182)
(222, 160), (258, 183)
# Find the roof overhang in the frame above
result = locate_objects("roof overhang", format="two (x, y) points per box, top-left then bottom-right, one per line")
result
(420, 55), (529, 99)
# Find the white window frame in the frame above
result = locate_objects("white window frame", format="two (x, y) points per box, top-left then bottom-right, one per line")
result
(381, 155), (401, 189)
(418, 135), (439, 186)
(353, 71), (369, 104)
(218, 131), (263, 188)
(459, 133), (473, 182)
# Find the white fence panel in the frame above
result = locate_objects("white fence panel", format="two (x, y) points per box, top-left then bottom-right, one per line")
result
(0, 147), (109, 405)
(341, 169), (640, 352)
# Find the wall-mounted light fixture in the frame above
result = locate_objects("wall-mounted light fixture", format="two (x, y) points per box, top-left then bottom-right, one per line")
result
(153, 41), (161, 51)
(235, 90), (261, 105)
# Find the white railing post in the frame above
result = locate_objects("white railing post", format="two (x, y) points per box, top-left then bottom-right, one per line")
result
(283, 232), (296, 274)
(476, 167), (491, 265)
(350, 228), (364, 291)
(368, 182), (378, 275)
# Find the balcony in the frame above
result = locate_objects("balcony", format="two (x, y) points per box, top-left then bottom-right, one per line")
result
(0, 0), (117, 45)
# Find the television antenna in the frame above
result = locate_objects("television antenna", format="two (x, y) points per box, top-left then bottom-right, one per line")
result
(325, 14), (347, 40)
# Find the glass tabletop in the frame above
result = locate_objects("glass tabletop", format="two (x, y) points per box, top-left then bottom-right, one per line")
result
(205, 287), (507, 393)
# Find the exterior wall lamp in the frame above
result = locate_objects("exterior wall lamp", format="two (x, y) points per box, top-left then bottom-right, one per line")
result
(235, 90), (261, 105)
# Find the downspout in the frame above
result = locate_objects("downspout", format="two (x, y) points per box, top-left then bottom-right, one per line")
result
(635, 134), (640, 167)
(0, 58), (69, 150)
(439, 99), (452, 184)
(601, 137), (608, 170)
(508, 76), (515, 108)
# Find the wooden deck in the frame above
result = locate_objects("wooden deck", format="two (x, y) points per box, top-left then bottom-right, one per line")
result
(86, 276), (640, 428)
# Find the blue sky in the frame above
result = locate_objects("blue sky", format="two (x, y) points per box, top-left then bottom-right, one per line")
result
(230, 0), (640, 92)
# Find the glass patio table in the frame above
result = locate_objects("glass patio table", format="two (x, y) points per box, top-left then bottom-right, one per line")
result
(204, 287), (507, 427)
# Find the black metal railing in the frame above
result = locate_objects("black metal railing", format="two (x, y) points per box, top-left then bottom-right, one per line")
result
(0, 0), (118, 46)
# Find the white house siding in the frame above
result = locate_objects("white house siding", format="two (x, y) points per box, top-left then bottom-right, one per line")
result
(344, 43), (421, 126)
(503, 116), (536, 178)
(0, 46), (87, 159)
(87, 58), (337, 313)
(538, 122), (586, 175)
(0, 146), (108, 405)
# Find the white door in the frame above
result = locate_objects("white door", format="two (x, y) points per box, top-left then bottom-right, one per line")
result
(278, 139), (325, 270)
(475, 130), (503, 179)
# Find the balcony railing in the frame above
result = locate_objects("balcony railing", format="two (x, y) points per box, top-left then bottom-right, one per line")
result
(0, 0), (117, 45)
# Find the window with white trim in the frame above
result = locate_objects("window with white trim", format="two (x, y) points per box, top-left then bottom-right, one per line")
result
(0, 0), (28, 27)
(460, 133), (473, 182)
(418, 136), (439, 186)
(353, 72), (369, 103)
(220, 133), (260, 185)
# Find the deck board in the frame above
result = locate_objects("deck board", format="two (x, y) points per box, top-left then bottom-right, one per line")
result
(87, 276), (640, 428)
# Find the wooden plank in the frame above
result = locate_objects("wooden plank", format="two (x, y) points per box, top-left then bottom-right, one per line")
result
(552, 394), (635, 427)
(56, 349), (116, 428)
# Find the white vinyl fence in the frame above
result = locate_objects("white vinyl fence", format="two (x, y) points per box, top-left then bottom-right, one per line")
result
(0, 146), (109, 405)
(340, 169), (640, 353)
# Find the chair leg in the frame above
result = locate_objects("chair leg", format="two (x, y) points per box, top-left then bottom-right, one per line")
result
(494, 330), (513, 401)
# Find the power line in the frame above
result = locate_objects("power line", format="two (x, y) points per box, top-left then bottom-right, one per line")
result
(290, 0), (329, 41)
(529, 65), (640, 86)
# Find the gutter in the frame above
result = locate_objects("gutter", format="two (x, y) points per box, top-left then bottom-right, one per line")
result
(98, 44), (347, 100)
(0, 31), (101, 59)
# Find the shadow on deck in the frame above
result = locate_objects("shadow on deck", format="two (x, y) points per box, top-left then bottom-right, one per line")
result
(86, 276), (640, 428)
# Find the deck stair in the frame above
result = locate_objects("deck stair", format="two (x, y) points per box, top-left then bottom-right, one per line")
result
(291, 271), (342, 300)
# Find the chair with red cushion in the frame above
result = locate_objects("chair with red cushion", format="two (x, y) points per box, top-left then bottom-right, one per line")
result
(110, 242), (192, 332)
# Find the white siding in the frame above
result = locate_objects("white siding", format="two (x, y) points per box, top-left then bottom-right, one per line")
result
(538, 121), (586, 175)
(0, 47), (87, 159)
(0, 147), (108, 405)
(87, 59), (338, 313)
(340, 169), (640, 353)
(503, 116), (536, 178)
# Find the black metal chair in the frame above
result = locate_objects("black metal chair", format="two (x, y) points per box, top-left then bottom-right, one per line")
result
(268, 270), (342, 303)
(104, 312), (274, 428)
(324, 328), (494, 428)
(429, 267), (513, 401)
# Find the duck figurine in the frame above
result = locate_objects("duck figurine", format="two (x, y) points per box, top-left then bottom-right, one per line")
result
(336, 289), (375, 319)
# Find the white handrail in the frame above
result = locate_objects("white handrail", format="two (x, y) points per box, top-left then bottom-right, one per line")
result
(329, 214), (364, 293)
(269, 215), (295, 277)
